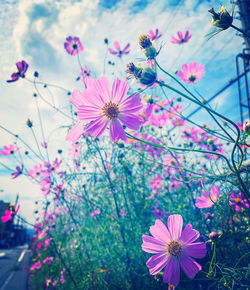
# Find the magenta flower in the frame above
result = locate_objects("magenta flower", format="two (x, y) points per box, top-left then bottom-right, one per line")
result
(177, 62), (205, 84)
(27, 164), (42, 180)
(64, 36), (84, 56)
(150, 175), (163, 189)
(148, 28), (162, 41)
(108, 41), (130, 58)
(171, 117), (187, 127)
(7, 60), (29, 83)
(229, 191), (249, 211)
(30, 261), (42, 271)
(142, 215), (206, 287)
(90, 208), (100, 217)
(79, 65), (91, 79)
(43, 257), (53, 265)
(1, 205), (20, 223)
(11, 164), (24, 179)
(67, 77), (143, 143)
(171, 30), (192, 44)
(195, 185), (220, 208)
(0, 144), (19, 156)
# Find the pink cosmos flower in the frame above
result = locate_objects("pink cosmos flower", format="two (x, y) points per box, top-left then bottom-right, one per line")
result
(195, 185), (220, 208)
(229, 191), (249, 211)
(64, 36), (84, 56)
(90, 208), (100, 217)
(177, 62), (205, 84)
(7, 60), (29, 83)
(37, 241), (43, 250)
(30, 261), (42, 271)
(171, 30), (192, 44)
(27, 164), (42, 180)
(108, 42), (130, 58)
(43, 257), (53, 265)
(79, 65), (91, 79)
(150, 175), (163, 189)
(142, 215), (206, 287)
(171, 117), (187, 127)
(0, 144), (19, 156)
(148, 28), (162, 41)
(1, 205), (20, 223)
(67, 77), (143, 143)
(41, 142), (48, 148)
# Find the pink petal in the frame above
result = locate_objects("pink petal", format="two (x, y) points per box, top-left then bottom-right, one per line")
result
(180, 255), (202, 279)
(109, 119), (126, 142)
(85, 116), (109, 139)
(118, 113), (143, 130)
(111, 78), (129, 103)
(180, 224), (199, 244)
(119, 93), (142, 113)
(114, 41), (121, 51)
(142, 234), (166, 253)
(167, 214), (183, 240)
(93, 76), (111, 103)
(150, 219), (172, 244)
(147, 254), (169, 275)
(108, 48), (117, 55)
(66, 121), (84, 143)
(185, 243), (207, 259)
(77, 105), (102, 121)
(177, 31), (183, 39)
(163, 257), (180, 286)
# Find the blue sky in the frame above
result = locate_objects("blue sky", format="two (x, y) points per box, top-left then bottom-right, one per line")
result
(0, 0), (246, 225)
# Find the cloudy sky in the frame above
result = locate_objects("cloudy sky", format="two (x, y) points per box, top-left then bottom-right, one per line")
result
(0, 0), (246, 226)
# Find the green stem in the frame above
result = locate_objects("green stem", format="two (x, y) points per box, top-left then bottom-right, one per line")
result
(230, 24), (250, 39)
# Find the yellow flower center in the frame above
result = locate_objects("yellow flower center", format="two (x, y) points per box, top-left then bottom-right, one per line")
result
(167, 240), (183, 257)
(235, 198), (241, 204)
(103, 102), (119, 119)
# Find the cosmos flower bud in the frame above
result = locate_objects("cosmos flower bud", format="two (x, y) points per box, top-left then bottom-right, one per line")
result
(209, 231), (219, 240)
(138, 34), (157, 60)
(126, 62), (156, 86)
(26, 118), (33, 128)
(208, 6), (233, 30)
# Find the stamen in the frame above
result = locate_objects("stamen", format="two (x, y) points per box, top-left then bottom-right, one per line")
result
(103, 102), (119, 119)
(167, 240), (183, 257)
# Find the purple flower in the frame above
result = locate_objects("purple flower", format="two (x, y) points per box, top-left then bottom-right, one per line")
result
(108, 41), (130, 58)
(66, 77), (143, 143)
(229, 191), (249, 211)
(11, 164), (24, 179)
(152, 205), (169, 219)
(171, 30), (192, 44)
(195, 185), (220, 209)
(142, 215), (206, 287)
(64, 36), (84, 56)
(7, 60), (29, 83)
(148, 28), (162, 41)
(177, 62), (204, 84)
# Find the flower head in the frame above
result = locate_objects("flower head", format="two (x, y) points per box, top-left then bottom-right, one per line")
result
(208, 6), (233, 30)
(177, 62), (204, 84)
(108, 41), (130, 58)
(142, 215), (206, 287)
(64, 36), (84, 56)
(0, 144), (19, 156)
(138, 34), (157, 60)
(171, 30), (192, 44)
(126, 62), (156, 86)
(67, 77), (143, 143)
(148, 28), (162, 41)
(1, 205), (20, 223)
(7, 60), (29, 83)
(195, 185), (220, 208)
(229, 191), (249, 212)
(11, 164), (24, 179)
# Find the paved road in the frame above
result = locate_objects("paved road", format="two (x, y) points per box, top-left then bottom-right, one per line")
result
(0, 245), (30, 290)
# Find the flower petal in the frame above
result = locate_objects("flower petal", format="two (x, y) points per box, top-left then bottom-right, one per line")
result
(111, 78), (129, 103)
(147, 254), (169, 275)
(185, 243), (207, 259)
(119, 93), (143, 113)
(150, 219), (172, 244)
(180, 255), (202, 279)
(85, 116), (108, 139)
(66, 121), (84, 143)
(114, 41), (121, 51)
(142, 234), (166, 253)
(167, 214), (183, 240)
(163, 257), (180, 287)
(180, 224), (199, 244)
(109, 119), (126, 142)
(118, 113), (143, 130)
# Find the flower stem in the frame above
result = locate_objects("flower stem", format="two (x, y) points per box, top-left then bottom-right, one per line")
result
(230, 24), (250, 39)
